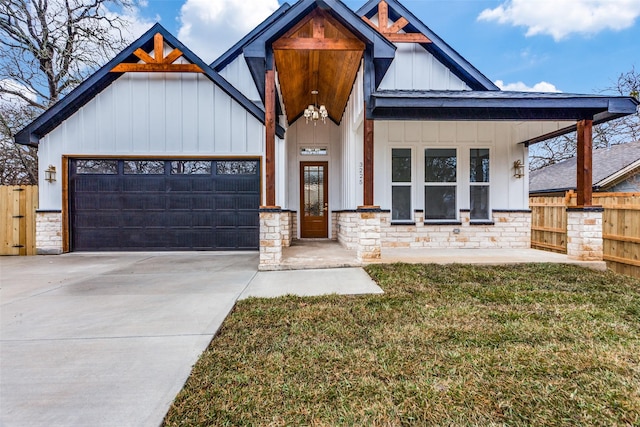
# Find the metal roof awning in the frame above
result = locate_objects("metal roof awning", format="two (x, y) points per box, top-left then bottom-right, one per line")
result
(369, 90), (639, 123)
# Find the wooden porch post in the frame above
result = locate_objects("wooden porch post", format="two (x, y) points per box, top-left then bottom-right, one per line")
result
(264, 68), (277, 207)
(576, 119), (593, 207)
(363, 111), (374, 207)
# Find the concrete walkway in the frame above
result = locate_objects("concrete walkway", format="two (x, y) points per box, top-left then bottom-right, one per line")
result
(376, 247), (608, 271)
(0, 252), (381, 427)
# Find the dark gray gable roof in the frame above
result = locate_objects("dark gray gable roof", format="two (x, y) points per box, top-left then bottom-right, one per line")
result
(530, 140), (640, 193)
(370, 90), (639, 121)
(242, 0), (397, 103)
(16, 23), (285, 146)
(357, 0), (499, 91)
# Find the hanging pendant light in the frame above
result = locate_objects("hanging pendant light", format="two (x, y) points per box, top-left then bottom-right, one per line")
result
(304, 90), (328, 125)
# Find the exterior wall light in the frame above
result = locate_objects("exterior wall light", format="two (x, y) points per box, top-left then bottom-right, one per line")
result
(513, 160), (525, 179)
(44, 165), (57, 183)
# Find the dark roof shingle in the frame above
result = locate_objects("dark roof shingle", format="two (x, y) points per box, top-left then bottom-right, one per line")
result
(529, 141), (640, 193)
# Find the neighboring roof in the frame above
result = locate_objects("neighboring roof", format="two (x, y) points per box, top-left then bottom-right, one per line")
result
(357, 0), (499, 91)
(370, 90), (639, 121)
(242, 0), (397, 102)
(15, 23), (285, 146)
(530, 141), (640, 193)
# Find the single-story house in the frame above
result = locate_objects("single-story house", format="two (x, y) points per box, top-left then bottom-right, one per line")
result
(16, 0), (639, 267)
(531, 141), (640, 195)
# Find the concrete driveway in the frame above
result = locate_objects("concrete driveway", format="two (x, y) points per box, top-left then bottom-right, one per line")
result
(0, 252), (258, 427)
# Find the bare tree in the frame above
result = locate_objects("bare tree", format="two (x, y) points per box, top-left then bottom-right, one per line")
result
(0, 0), (136, 184)
(529, 66), (640, 170)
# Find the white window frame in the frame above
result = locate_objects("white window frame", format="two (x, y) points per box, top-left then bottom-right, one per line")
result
(390, 147), (413, 223)
(424, 147), (458, 223)
(469, 148), (491, 221)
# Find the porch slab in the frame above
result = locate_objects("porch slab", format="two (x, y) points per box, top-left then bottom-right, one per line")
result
(269, 239), (360, 271)
(373, 248), (607, 271)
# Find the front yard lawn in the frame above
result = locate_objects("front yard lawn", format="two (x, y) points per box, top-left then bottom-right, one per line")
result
(164, 264), (640, 426)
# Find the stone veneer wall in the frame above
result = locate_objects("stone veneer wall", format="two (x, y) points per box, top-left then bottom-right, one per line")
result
(357, 209), (382, 262)
(381, 210), (531, 249)
(36, 211), (63, 254)
(290, 211), (298, 242)
(336, 211), (359, 250)
(331, 212), (338, 240)
(280, 210), (293, 248)
(259, 209), (284, 268)
(566, 208), (603, 261)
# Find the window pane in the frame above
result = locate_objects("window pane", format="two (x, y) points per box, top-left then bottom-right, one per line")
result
(216, 161), (258, 175)
(392, 149), (411, 182)
(470, 149), (490, 183)
(425, 149), (456, 182)
(124, 160), (165, 175)
(470, 186), (490, 220)
(75, 160), (118, 174)
(392, 186), (411, 221)
(303, 166), (324, 217)
(171, 161), (212, 175)
(425, 186), (456, 220)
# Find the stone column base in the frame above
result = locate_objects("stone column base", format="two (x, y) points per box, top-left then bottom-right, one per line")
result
(356, 207), (382, 262)
(567, 207), (604, 261)
(36, 211), (63, 255)
(259, 207), (284, 269)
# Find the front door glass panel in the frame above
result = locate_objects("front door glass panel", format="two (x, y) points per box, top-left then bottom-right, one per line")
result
(301, 162), (328, 238)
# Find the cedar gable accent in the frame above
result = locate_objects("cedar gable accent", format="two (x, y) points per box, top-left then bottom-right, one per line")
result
(362, 0), (431, 43)
(111, 33), (203, 73)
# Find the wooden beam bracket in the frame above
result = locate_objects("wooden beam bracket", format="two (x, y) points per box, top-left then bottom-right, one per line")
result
(362, 1), (431, 43)
(111, 33), (203, 73)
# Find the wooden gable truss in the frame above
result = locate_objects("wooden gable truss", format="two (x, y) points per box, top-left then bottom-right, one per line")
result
(111, 33), (203, 73)
(362, 0), (431, 43)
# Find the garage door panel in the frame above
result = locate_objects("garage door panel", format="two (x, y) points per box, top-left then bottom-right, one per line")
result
(96, 194), (123, 210)
(123, 177), (165, 192)
(237, 195), (260, 210)
(237, 212), (260, 227)
(190, 195), (216, 210)
(215, 179), (258, 193)
(74, 177), (121, 192)
(70, 159), (259, 251)
(216, 229), (258, 249)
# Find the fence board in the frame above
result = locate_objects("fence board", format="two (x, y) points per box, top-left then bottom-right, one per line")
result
(0, 186), (38, 255)
(530, 195), (568, 253)
(530, 191), (640, 278)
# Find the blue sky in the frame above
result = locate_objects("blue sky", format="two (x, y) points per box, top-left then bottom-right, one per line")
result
(132, 0), (640, 95)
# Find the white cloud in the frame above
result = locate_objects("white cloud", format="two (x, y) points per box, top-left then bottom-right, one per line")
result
(178, 0), (280, 63)
(478, 0), (640, 41)
(495, 80), (562, 92)
(106, 3), (157, 42)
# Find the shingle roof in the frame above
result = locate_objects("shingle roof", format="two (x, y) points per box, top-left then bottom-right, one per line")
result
(529, 141), (640, 193)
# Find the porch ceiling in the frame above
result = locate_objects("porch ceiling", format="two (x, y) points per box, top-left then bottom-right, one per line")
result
(273, 9), (365, 125)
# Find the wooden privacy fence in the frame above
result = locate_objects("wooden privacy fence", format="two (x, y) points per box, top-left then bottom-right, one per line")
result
(0, 185), (38, 255)
(530, 191), (640, 277)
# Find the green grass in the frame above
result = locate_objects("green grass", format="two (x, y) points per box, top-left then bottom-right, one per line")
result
(164, 264), (640, 426)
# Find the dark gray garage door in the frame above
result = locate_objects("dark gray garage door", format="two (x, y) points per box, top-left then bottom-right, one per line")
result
(69, 159), (260, 251)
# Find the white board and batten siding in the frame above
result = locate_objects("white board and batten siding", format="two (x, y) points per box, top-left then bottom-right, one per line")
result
(38, 72), (266, 211)
(379, 43), (470, 91)
(218, 54), (262, 104)
(374, 121), (530, 213)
